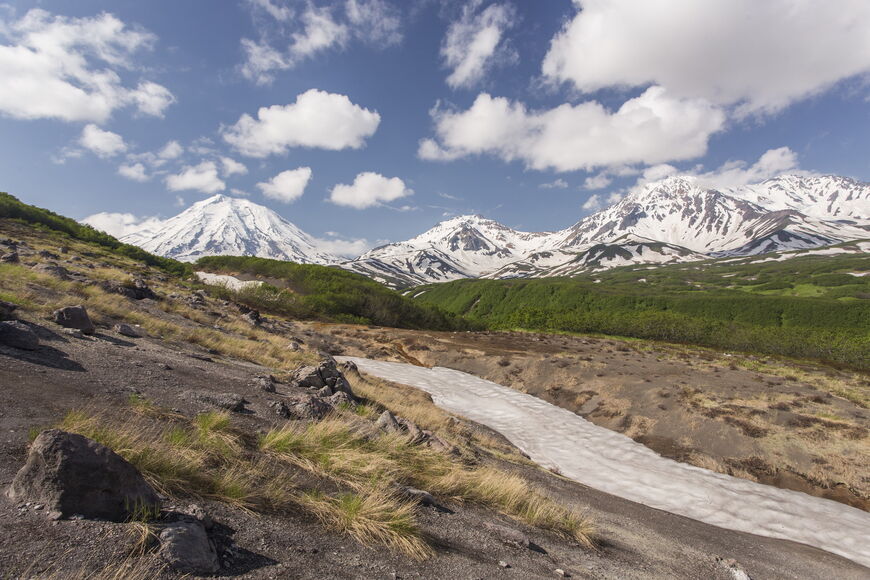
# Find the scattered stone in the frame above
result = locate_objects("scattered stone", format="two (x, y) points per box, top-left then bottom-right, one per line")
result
(268, 400), (291, 418)
(158, 520), (220, 575)
(484, 522), (532, 550)
(9, 430), (160, 521)
(0, 320), (39, 350)
(100, 279), (156, 300)
(376, 410), (402, 434)
(185, 390), (247, 412)
(425, 431), (458, 455)
(402, 487), (438, 507)
(62, 328), (86, 339)
(285, 394), (332, 420)
(340, 360), (359, 374)
(53, 305), (95, 334)
(0, 299), (18, 320)
(286, 341), (300, 352)
(38, 250), (59, 259)
(58, 246), (69, 254)
(716, 557), (752, 580)
(554, 569), (567, 577)
(241, 310), (261, 325)
(114, 323), (142, 338)
(32, 262), (71, 280)
(498, 560), (510, 568)
(0, 252), (19, 263)
(254, 374), (276, 393)
(329, 391), (355, 408)
(398, 418), (425, 443)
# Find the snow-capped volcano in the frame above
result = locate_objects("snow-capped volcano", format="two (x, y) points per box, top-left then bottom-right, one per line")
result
(120, 194), (341, 264)
(729, 175), (870, 222)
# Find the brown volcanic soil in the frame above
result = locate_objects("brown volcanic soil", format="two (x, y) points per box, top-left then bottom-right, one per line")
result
(308, 324), (870, 511)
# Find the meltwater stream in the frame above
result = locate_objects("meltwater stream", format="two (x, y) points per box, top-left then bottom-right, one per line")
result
(340, 357), (870, 568)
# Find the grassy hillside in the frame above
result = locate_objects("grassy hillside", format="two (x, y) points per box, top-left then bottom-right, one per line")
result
(0, 192), (190, 277)
(196, 255), (471, 330)
(413, 253), (870, 369)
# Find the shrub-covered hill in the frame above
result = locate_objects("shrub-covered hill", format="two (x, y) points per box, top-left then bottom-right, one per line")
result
(195, 255), (471, 330)
(412, 254), (870, 369)
(0, 192), (190, 277)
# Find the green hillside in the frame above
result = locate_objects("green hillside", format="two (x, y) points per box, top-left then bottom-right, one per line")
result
(412, 253), (870, 368)
(196, 255), (470, 330)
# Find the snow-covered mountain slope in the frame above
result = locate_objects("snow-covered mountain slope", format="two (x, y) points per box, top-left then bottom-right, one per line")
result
(121, 194), (341, 264)
(729, 175), (870, 222)
(347, 215), (559, 284)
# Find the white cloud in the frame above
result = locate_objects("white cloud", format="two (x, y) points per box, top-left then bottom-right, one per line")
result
(329, 172), (413, 209)
(345, 0), (402, 46)
(230, 188), (251, 197)
(419, 86), (725, 172)
(539, 178), (568, 189)
(257, 167), (312, 203)
(314, 234), (373, 258)
(0, 9), (175, 123)
(158, 140), (183, 160)
(117, 162), (149, 182)
(81, 211), (164, 238)
(79, 124), (126, 158)
(165, 161), (225, 194)
(442, 1), (516, 89)
(583, 173), (612, 190)
(220, 156), (248, 177)
(240, 0), (401, 84)
(693, 147), (801, 189)
(223, 89), (380, 157)
(542, 0), (870, 116)
(581, 194), (602, 211)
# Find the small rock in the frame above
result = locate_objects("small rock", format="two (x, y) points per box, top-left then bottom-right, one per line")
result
(398, 418), (425, 443)
(290, 365), (326, 389)
(158, 520), (220, 575)
(315, 384), (334, 398)
(554, 569), (566, 577)
(328, 391), (355, 408)
(0, 252), (19, 263)
(286, 341), (300, 352)
(0, 299), (18, 320)
(268, 400), (291, 418)
(285, 394), (332, 420)
(242, 310), (261, 325)
(185, 390), (247, 412)
(484, 522), (532, 550)
(114, 323), (142, 338)
(100, 279), (156, 300)
(32, 262), (72, 280)
(498, 560), (510, 568)
(9, 430), (160, 521)
(254, 375), (276, 392)
(53, 305), (95, 334)
(62, 328), (86, 339)
(375, 410), (402, 433)
(180, 504), (213, 530)
(0, 320), (39, 350)
(402, 487), (438, 507)
(38, 250), (59, 259)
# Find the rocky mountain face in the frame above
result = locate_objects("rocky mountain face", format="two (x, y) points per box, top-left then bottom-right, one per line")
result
(121, 175), (870, 287)
(121, 194), (341, 264)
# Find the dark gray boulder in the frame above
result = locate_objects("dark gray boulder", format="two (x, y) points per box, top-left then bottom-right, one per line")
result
(114, 323), (142, 338)
(375, 410), (402, 434)
(101, 279), (156, 300)
(158, 520), (220, 575)
(32, 262), (71, 280)
(8, 430), (160, 521)
(0, 320), (39, 350)
(185, 390), (247, 412)
(0, 252), (19, 263)
(0, 299), (18, 320)
(285, 394), (332, 420)
(328, 391), (355, 409)
(291, 365), (326, 389)
(253, 375), (276, 393)
(53, 305), (95, 334)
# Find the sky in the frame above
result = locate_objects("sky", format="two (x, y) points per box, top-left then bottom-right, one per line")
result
(1, 0), (869, 256)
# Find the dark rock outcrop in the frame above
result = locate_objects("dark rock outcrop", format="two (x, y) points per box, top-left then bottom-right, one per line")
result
(285, 394), (332, 420)
(101, 278), (156, 300)
(53, 305), (95, 335)
(114, 323), (142, 338)
(0, 320), (39, 350)
(8, 430), (160, 521)
(184, 390), (247, 412)
(0, 299), (18, 320)
(158, 520), (220, 575)
(0, 252), (19, 263)
(32, 262), (71, 280)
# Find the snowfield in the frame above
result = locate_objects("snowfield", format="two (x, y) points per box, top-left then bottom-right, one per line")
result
(195, 271), (263, 292)
(341, 357), (870, 568)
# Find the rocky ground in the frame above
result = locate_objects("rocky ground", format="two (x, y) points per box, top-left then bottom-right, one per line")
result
(0, 220), (868, 579)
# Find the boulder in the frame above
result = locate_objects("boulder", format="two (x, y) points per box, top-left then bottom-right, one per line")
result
(53, 305), (95, 335)
(328, 391), (355, 409)
(158, 520), (219, 575)
(315, 385), (334, 398)
(268, 400), (291, 419)
(0, 299), (18, 320)
(32, 262), (71, 280)
(291, 365), (326, 389)
(185, 390), (247, 412)
(8, 430), (160, 521)
(38, 250), (59, 259)
(0, 252), (19, 263)
(285, 394), (332, 420)
(326, 375), (356, 400)
(101, 279), (156, 300)
(401, 486), (438, 507)
(0, 320), (39, 350)
(114, 323), (142, 338)
(253, 375), (276, 393)
(375, 410), (402, 434)
(241, 310), (261, 325)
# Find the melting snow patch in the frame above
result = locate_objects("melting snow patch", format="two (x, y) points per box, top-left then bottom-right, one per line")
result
(195, 272), (263, 292)
(341, 357), (870, 568)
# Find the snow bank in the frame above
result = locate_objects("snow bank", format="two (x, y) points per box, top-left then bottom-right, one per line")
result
(195, 272), (263, 292)
(341, 357), (870, 568)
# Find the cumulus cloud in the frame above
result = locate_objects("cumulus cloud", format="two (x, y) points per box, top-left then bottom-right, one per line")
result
(0, 9), (175, 123)
(220, 156), (248, 177)
(329, 172), (413, 209)
(241, 0), (401, 84)
(81, 212), (164, 238)
(79, 124), (127, 158)
(692, 147), (802, 189)
(583, 173), (612, 190)
(165, 161), (225, 194)
(313, 234), (373, 258)
(539, 178), (568, 189)
(581, 194), (602, 211)
(442, 1), (516, 89)
(117, 162), (149, 182)
(223, 89), (380, 157)
(419, 86), (725, 172)
(257, 167), (312, 203)
(542, 0), (870, 115)
(158, 140), (183, 160)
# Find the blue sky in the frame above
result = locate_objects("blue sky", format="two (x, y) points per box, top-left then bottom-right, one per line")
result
(1, 0), (869, 255)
